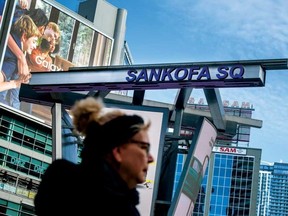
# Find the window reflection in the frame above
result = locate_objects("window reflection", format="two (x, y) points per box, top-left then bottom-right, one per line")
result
(72, 23), (93, 66)
(57, 12), (75, 59)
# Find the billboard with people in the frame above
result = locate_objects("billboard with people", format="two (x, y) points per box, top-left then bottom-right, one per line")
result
(0, 0), (113, 109)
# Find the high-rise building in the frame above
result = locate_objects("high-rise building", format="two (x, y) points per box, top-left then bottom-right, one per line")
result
(0, 104), (52, 215)
(257, 162), (288, 216)
(170, 102), (262, 216)
(157, 101), (262, 216)
(192, 146), (261, 216)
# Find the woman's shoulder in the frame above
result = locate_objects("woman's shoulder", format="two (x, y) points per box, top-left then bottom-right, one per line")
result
(39, 159), (81, 187)
(45, 159), (77, 173)
(34, 159), (82, 215)
(48, 158), (77, 169)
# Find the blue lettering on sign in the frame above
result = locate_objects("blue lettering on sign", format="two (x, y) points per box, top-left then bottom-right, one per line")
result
(126, 69), (137, 81)
(217, 65), (244, 79)
(175, 68), (188, 80)
(198, 66), (211, 80)
(230, 65), (244, 78)
(125, 65), (245, 82)
(137, 69), (148, 81)
(161, 68), (174, 81)
(149, 68), (162, 81)
(187, 66), (200, 80)
(216, 66), (229, 79)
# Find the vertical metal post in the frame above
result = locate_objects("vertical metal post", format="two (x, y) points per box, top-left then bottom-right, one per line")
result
(0, 0), (17, 70)
(51, 102), (62, 161)
(156, 108), (184, 216)
(62, 109), (78, 163)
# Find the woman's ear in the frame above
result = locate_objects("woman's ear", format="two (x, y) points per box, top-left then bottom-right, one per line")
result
(21, 33), (28, 43)
(112, 147), (122, 162)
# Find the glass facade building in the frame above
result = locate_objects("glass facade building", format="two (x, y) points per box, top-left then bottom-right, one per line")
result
(0, 104), (53, 215)
(257, 162), (288, 216)
(192, 146), (261, 216)
(212, 154), (254, 215)
(172, 103), (261, 216)
(174, 145), (261, 216)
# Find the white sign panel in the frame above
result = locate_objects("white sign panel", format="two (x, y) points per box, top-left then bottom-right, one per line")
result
(28, 64), (266, 92)
(106, 105), (168, 216)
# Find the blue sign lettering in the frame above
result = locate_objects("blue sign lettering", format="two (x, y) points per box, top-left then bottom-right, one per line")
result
(149, 68), (162, 81)
(230, 65), (244, 78)
(126, 65), (245, 83)
(175, 68), (188, 80)
(198, 66), (211, 80)
(216, 66), (229, 79)
(161, 68), (174, 81)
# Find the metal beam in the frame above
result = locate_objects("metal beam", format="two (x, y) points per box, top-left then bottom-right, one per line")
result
(174, 88), (193, 109)
(170, 88), (193, 124)
(70, 58), (288, 71)
(182, 108), (262, 128)
(132, 90), (145, 105)
(51, 103), (62, 161)
(88, 90), (110, 98)
(204, 88), (226, 131)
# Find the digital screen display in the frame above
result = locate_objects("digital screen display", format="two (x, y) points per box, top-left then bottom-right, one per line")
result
(0, 0), (113, 108)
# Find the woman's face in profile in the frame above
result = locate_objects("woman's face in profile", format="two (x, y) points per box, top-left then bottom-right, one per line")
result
(116, 129), (154, 189)
(23, 35), (39, 54)
(43, 28), (60, 52)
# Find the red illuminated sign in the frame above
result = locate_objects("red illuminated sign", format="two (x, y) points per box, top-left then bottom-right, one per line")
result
(213, 146), (247, 155)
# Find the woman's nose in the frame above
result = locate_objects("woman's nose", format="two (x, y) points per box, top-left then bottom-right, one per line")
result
(148, 154), (154, 163)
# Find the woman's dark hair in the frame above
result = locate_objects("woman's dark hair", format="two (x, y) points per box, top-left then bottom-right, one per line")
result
(40, 37), (51, 53)
(25, 8), (48, 28)
(80, 115), (145, 166)
(70, 97), (149, 166)
(51, 43), (60, 54)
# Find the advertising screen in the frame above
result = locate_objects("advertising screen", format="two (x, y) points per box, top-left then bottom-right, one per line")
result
(168, 117), (217, 216)
(0, 0), (113, 109)
(105, 104), (169, 216)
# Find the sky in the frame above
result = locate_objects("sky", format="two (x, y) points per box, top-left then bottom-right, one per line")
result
(59, 0), (288, 164)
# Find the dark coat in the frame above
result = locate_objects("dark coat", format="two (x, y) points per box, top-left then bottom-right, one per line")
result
(34, 159), (140, 216)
